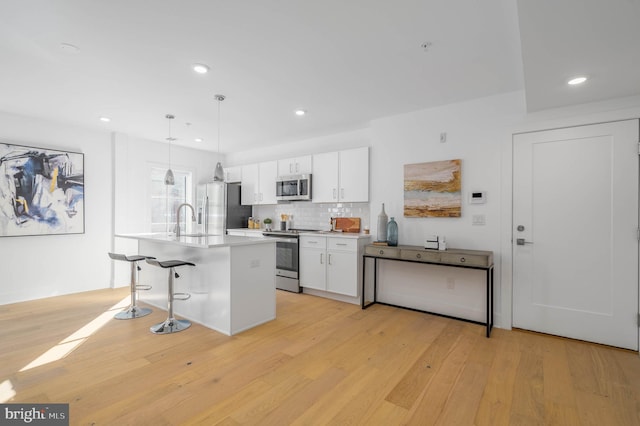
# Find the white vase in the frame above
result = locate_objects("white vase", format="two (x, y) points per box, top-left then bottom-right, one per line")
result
(377, 203), (388, 242)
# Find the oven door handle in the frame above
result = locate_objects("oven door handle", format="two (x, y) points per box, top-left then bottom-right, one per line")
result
(276, 237), (298, 244)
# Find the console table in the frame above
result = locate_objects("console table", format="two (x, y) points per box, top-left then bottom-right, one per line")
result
(361, 244), (494, 337)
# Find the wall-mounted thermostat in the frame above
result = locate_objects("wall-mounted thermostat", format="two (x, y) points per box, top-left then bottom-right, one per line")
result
(469, 191), (486, 204)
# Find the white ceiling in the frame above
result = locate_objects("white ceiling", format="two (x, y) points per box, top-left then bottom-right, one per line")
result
(0, 1), (638, 153)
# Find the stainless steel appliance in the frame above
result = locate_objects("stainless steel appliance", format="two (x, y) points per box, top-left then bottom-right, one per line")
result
(197, 181), (252, 235)
(263, 230), (301, 292)
(276, 174), (312, 201)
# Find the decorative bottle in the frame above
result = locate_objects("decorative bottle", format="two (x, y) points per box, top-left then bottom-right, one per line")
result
(377, 203), (388, 242)
(387, 217), (398, 246)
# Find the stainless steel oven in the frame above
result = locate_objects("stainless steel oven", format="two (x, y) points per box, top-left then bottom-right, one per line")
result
(263, 231), (300, 293)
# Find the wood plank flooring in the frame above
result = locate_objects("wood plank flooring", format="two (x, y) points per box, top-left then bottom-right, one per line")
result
(2, 287), (640, 425)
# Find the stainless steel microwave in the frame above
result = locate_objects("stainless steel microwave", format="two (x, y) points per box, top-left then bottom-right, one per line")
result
(276, 174), (312, 201)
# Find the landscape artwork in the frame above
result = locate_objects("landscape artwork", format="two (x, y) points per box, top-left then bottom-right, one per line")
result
(404, 159), (461, 218)
(0, 143), (84, 237)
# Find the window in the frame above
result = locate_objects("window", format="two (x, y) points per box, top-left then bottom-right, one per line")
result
(150, 167), (193, 233)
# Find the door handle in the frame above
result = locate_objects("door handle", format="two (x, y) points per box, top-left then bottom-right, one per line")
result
(516, 238), (533, 245)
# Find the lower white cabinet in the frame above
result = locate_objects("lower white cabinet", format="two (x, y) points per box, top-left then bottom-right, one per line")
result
(300, 235), (365, 298)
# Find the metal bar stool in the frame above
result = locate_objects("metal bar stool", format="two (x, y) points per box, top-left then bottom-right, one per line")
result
(145, 259), (195, 334)
(108, 252), (155, 319)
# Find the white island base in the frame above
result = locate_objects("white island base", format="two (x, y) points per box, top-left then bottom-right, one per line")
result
(127, 236), (276, 336)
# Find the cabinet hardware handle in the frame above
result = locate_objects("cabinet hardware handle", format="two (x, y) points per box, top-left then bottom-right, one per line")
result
(337, 243), (347, 246)
(309, 241), (317, 244)
(416, 253), (421, 259)
(320, 253), (324, 264)
(341, 188), (344, 199)
(333, 188), (337, 199)
(328, 254), (332, 265)
(460, 257), (466, 262)
(379, 250), (384, 255)
(290, 164), (293, 173)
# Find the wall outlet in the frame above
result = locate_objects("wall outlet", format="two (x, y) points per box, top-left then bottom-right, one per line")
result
(250, 259), (260, 268)
(446, 277), (455, 289)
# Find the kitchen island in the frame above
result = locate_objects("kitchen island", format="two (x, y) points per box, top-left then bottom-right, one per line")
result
(116, 233), (276, 335)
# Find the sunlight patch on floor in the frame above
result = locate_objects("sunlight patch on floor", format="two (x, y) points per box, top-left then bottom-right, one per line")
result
(0, 380), (16, 403)
(19, 296), (130, 372)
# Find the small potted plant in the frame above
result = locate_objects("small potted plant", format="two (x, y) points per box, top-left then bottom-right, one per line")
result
(263, 217), (272, 231)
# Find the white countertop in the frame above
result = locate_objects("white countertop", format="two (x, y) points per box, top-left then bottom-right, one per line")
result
(116, 233), (278, 248)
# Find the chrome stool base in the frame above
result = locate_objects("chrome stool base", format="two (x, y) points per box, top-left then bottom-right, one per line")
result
(150, 317), (191, 334)
(145, 258), (196, 335)
(108, 253), (156, 320)
(115, 306), (153, 320)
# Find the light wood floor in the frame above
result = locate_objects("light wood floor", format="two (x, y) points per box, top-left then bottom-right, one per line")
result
(2, 287), (640, 425)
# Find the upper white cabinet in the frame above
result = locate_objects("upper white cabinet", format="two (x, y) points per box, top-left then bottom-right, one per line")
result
(223, 166), (242, 183)
(312, 147), (369, 203)
(241, 161), (277, 205)
(277, 155), (312, 176)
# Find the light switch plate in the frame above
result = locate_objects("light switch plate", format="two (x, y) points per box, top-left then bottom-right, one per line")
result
(472, 215), (486, 225)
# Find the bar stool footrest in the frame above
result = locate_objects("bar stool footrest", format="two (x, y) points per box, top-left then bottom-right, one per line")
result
(173, 292), (191, 301)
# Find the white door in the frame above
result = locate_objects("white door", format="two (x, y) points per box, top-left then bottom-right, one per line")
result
(513, 119), (639, 350)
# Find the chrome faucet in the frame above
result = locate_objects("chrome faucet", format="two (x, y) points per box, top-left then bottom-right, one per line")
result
(175, 203), (196, 238)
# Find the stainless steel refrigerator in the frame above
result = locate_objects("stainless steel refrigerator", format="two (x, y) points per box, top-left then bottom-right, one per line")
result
(197, 181), (252, 235)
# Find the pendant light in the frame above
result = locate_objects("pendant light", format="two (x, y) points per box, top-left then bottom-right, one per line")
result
(213, 94), (225, 181)
(164, 114), (175, 185)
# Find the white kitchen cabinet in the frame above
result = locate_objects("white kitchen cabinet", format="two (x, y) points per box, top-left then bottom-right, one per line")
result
(312, 147), (369, 203)
(223, 166), (242, 183)
(311, 151), (339, 203)
(258, 161), (277, 204)
(326, 239), (358, 296)
(241, 164), (258, 205)
(299, 236), (326, 291)
(300, 235), (365, 298)
(241, 161), (277, 205)
(277, 155), (312, 176)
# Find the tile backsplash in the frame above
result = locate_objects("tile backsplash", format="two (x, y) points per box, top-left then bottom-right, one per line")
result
(253, 202), (370, 231)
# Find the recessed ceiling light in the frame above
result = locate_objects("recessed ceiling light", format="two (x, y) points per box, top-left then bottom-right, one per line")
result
(195, 138), (203, 142)
(568, 76), (588, 85)
(295, 109), (307, 116)
(99, 117), (111, 122)
(193, 63), (210, 74)
(60, 43), (80, 53)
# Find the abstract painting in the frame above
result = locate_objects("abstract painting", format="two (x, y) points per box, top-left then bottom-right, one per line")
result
(404, 159), (461, 217)
(0, 143), (84, 236)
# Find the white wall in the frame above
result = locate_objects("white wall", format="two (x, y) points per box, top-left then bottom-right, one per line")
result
(0, 111), (113, 304)
(369, 91), (526, 327)
(112, 133), (219, 234)
(112, 133), (218, 287)
(0, 112), (219, 304)
(225, 128), (371, 166)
